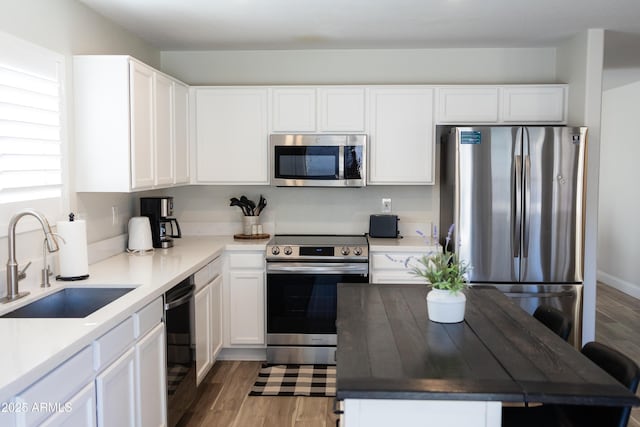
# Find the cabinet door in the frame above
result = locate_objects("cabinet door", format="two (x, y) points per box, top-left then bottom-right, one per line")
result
(210, 275), (223, 359)
(40, 383), (96, 427)
(271, 87), (316, 132)
(502, 86), (567, 123)
(155, 73), (174, 186)
(173, 82), (190, 184)
(129, 61), (155, 190)
(195, 284), (213, 384)
(318, 87), (366, 132)
(228, 270), (265, 345)
(368, 87), (434, 185)
(135, 323), (167, 427)
(194, 88), (268, 184)
(436, 87), (499, 123)
(96, 348), (136, 427)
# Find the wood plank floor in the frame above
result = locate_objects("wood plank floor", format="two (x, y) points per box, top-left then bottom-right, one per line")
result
(595, 283), (640, 427)
(177, 360), (337, 427)
(180, 282), (639, 427)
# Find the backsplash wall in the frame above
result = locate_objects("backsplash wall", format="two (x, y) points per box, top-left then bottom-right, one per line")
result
(166, 185), (438, 237)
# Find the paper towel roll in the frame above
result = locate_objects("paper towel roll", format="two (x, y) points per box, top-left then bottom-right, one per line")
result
(56, 218), (89, 279)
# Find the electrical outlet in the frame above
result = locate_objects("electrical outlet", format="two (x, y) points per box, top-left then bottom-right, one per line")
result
(382, 198), (392, 213)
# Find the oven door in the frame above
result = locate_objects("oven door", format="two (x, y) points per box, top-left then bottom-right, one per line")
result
(266, 262), (368, 345)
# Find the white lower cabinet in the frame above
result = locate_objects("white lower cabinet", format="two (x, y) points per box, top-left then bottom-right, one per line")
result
(6, 298), (166, 427)
(15, 346), (94, 427)
(96, 348), (136, 427)
(228, 270), (265, 345)
(135, 323), (167, 427)
(39, 383), (96, 427)
(370, 250), (436, 284)
(210, 275), (223, 358)
(225, 252), (266, 347)
(194, 257), (223, 382)
(195, 283), (213, 384)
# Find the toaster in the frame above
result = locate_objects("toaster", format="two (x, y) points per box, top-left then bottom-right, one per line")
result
(369, 214), (399, 238)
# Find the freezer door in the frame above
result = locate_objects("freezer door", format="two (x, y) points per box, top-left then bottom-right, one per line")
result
(454, 127), (519, 282)
(520, 127), (587, 283)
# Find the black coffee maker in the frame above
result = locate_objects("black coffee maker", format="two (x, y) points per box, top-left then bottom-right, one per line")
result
(140, 197), (182, 248)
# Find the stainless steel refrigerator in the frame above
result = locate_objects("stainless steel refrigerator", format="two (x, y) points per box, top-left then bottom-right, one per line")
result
(439, 126), (587, 347)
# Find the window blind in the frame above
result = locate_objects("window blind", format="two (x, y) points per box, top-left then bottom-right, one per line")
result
(0, 31), (65, 232)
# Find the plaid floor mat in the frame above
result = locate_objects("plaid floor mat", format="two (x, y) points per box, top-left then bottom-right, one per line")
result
(249, 364), (336, 397)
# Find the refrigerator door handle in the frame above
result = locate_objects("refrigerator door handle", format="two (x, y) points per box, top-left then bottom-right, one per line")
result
(513, 155), (522, 258)
(523, 155), (531, 258)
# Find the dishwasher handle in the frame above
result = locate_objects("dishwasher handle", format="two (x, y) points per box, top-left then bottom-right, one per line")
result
(165, 284), (195, 310)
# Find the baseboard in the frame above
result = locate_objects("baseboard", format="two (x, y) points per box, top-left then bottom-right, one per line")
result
(597, 270), (640, 299)
(216, 347), (267, 361)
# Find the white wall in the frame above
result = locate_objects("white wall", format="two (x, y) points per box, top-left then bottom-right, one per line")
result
(598, 81), (640, 298)
(0, 0), (160, 296)
(161, 48), (557, 85)
(556, 29), (605, 344)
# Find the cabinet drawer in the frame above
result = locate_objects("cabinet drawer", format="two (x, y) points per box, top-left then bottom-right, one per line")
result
(229, 253), (264, 269)
(371, 253), (428, 270)
(16, 346), (93, 427)
(134, 297), (163, 338)
(93, 317), (135, 372)
(194, 256), (223, 289)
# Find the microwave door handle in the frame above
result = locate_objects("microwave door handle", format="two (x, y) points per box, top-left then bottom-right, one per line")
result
(338, 145), (345, 179)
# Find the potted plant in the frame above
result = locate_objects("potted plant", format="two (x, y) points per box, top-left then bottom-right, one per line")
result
(410, 225), (470, 323)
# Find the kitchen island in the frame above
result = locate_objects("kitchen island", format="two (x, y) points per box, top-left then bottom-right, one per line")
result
(336, 283), (640, 427)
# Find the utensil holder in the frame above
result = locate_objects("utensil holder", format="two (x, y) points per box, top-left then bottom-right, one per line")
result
(242, 216), (259, 235)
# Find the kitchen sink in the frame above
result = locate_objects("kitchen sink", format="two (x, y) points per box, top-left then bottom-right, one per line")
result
(0, 287), (135, 318)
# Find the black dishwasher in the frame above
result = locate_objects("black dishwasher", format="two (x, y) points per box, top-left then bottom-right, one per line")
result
(164, 277), (196, 427)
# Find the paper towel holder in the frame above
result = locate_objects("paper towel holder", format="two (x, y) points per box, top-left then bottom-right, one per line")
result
(56, 213), (90, 281)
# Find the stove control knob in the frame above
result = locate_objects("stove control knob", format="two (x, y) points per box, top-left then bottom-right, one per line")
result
(353, 246), (363, 256)
(283, 246), (293, 256)
(341, 246), (351, 256)
(271, 246), (280, 256)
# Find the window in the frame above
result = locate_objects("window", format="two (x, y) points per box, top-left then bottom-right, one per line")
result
(0, 31), (65, 234)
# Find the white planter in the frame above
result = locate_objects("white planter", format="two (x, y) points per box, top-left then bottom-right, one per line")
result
(426, 288), (466, 323)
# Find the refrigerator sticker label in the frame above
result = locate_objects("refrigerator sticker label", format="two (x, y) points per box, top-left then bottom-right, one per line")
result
(460, 131), (481, 144)
(571, 134), (581, 144)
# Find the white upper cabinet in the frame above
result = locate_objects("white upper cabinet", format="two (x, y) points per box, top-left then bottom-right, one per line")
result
(74, 55), (190, 192)
(270, 86), (366, 133)
(368, 87), (435, 185)
(434, 85), (567, 124)
(501, 85), (567, 123)
(436, 87), (500, 123)
(193, 87), (269, 184)
(173, 81), (190, 184)
(271, 87), (316, 132)
(318, 87), (366, 132)
(154, 72), (174, 186)
(129, 61), (156, 190)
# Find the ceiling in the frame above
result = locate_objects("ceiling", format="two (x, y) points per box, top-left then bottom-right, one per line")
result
(78, 0), (640, 51)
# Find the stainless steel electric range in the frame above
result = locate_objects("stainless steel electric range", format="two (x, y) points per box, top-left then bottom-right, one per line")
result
(265, 234), (369, 365)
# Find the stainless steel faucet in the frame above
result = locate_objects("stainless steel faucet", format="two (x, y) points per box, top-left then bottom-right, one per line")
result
(2, 209), (60, 303)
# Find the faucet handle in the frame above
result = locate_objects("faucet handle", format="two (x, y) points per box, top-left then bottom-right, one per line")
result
(18, 261), (32, 280)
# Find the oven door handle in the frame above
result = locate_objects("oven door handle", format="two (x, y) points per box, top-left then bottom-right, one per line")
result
(267, 263), (368, 275)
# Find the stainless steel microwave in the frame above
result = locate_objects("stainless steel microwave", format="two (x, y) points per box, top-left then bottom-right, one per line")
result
(270, 134), (366, 187)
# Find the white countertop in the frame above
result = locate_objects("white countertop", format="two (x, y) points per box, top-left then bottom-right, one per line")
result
(368, 236), (440, 253)
(0, 235), (268, 402)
